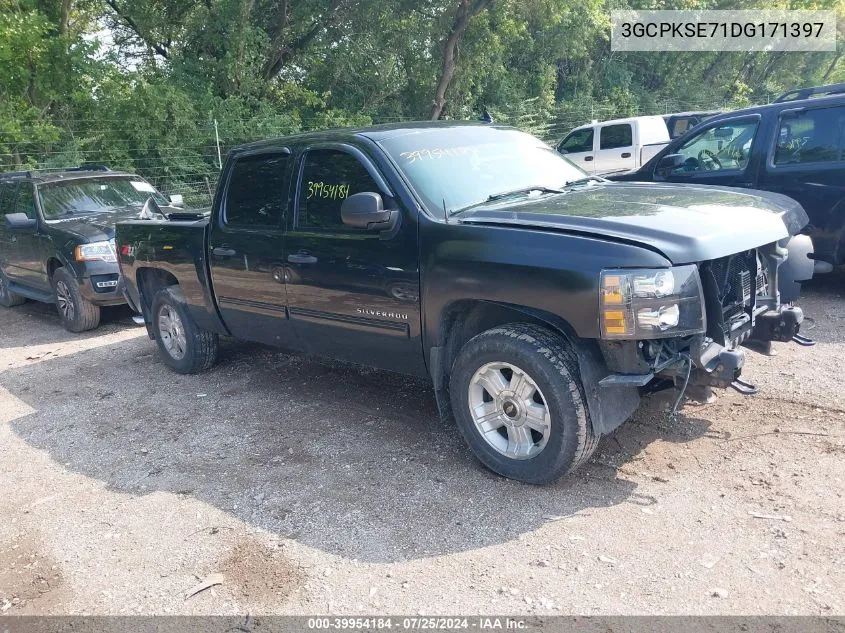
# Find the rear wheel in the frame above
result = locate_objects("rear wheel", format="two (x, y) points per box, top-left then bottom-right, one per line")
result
(52, 267), (100, 332)
(450, 323), (598, 484)
(0, 270), (26, 308)
(151, 286), (218, 374)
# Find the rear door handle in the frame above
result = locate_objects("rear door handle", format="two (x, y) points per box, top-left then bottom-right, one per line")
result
(212, 247), (237, 257)
(288, 252), (318, 265)
(584, 156), (594, 162)
(621, 152), (632, 158)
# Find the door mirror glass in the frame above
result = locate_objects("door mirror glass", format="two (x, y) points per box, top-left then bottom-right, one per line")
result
(168, 194), (184, 207)
(341, 192), (395, 230)
(5, 212), (37, 230)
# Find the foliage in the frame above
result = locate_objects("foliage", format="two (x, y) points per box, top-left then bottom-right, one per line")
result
(1, 0), (844, 202)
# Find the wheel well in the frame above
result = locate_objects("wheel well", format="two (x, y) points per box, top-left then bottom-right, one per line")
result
(435, 300), (578, 390)
(46, 258), (63, 280)
(136, 267), (179, 314)
(432, 300), (637, 437)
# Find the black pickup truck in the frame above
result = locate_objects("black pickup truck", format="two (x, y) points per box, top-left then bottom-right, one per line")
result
(117, 122), (812, 483)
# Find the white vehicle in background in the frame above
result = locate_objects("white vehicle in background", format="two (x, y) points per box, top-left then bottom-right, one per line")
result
(556, 115), (670, 175)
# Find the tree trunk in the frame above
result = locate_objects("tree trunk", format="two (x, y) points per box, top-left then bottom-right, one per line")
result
(104, 0), (171, 59)
(429, 0), (493, 120)
(234, 0), (256, 90)
(261, 0), (345, 82)
(822, 50), (843, 83)
(60, 0), (73, 35)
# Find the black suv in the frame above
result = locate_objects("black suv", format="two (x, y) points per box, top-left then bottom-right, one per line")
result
(0, 167), (178, 331)
(611, 83), (845, 268)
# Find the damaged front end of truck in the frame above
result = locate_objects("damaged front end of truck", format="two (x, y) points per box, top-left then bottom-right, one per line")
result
(597, 237), (814, 409)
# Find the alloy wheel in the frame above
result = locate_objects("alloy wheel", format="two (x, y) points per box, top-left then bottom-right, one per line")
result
(468, 361), (551, 459)
(158, 304), (187, 360)
(55, 281), (75, 321)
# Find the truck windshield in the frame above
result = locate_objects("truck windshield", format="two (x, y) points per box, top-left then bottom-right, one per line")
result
(380, 127), (588, 215)
(38, 177), (169, 219)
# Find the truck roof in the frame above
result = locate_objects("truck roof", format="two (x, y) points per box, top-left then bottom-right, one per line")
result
(232, 121), (516, 153)
(564, 115), (669, 146)
(568, 115), (667, 131)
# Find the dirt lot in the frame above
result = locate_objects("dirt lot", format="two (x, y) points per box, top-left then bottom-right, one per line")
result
(1, 272), (843, 616)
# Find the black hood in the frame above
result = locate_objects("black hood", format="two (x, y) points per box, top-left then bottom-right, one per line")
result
(45, 206), (180, 242)
(457, 182), (809, 264)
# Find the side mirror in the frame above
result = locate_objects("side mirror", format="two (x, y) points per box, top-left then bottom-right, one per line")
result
(341, 192), (397, 230)
(168, 194), (184, 207)
(139, 197), (165, 220)
(5, 213), (36, 230)
(657, 153), (685, 174)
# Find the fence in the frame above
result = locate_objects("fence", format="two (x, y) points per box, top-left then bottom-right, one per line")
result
(1, 96), (773, 208)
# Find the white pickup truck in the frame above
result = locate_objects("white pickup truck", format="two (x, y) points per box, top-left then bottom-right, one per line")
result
(556, 115), (670, 175)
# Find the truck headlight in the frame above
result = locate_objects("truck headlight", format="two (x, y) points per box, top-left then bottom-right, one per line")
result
(600, 265), (705, 339)
(75, 240), (117, 263)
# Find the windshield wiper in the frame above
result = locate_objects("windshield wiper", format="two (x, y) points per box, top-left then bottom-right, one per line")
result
(564, 175), (606, 187)
(449, 185), (567, 217)
(61, 208), (104, 216)
(485, 185), (566, 202)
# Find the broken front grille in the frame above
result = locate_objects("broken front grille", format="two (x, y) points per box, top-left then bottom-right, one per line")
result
(701, 250), (759, 344)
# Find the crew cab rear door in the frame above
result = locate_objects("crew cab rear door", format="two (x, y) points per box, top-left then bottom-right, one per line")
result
(207, 148), (299, 348)
(283, 142), (425, 376)
(594, 123), (636, 174)
(757, 103), (845, 264)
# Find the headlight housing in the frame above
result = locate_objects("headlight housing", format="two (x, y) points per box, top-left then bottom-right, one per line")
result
(75, 240), (117, 263)
(600, 265), (705, 339)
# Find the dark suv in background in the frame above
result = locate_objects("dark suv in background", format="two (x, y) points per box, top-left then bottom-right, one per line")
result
(611, 83), (845, 270)
(0, 167), (180, 332)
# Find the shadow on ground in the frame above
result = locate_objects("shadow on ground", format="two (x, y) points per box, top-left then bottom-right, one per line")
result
(1, 321), (717, 563)
(1, 299), (136, 347)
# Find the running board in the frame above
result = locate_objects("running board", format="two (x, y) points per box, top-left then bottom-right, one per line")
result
(7, 281), (53, 303)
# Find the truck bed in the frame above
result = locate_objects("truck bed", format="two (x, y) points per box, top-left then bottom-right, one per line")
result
(116, 217), (226, 335)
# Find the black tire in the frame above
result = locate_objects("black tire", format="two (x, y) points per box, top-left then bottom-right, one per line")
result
(151, 286), (219, 374)
(450, 323), (598, 484)
(0, 269), (26, 308)
(52, 267), (100, 332)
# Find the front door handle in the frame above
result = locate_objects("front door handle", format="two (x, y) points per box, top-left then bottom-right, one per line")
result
(288, 252), (318, 265)
(212, 247), (237, 257)
(621, 152), (632, 158)
(584, 156), (594, 162)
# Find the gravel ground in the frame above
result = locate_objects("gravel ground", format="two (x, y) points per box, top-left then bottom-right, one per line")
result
(1, 273), (843, 616)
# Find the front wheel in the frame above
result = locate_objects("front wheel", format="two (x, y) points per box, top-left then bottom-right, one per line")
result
(450, 323), (598, 484)
(151, 286), (219, 374)
(52, 267), (100, 332)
